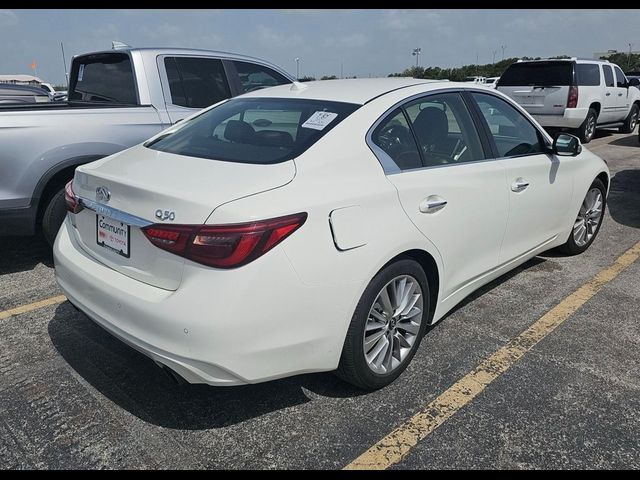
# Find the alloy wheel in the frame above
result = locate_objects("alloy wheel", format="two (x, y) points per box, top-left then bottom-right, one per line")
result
(363, 275), (423, 374)
(573, 188), (603, 247)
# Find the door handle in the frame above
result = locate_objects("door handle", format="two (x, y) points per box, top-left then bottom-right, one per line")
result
(618, 93), (623, 96)
(419, 196), (447, 214)
(511, 178), (530, 192)
(605, 92), (611, 96)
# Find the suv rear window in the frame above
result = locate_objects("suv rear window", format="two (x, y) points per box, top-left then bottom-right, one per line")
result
(146, 98), (359, 164)
(68, 53), (137, 104)
(498, 62), (573, 87)
(576, 64), (601, 86)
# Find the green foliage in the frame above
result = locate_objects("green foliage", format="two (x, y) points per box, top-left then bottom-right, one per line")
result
(388, 57), (522, 81)
(600, 53), (640, 73)
(320, 75), (338, 80)
(298, 75), (316, 82)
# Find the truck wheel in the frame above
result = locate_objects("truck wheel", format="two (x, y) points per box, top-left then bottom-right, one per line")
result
(42, 188), (67, 247)
(576, 108), (597, 144)
(619, 104), (639, 134)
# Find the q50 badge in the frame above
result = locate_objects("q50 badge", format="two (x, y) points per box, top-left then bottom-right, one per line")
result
(155, 209), (176, 221)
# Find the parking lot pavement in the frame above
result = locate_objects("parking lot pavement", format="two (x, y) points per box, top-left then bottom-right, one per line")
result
(1, 130), (639, 469)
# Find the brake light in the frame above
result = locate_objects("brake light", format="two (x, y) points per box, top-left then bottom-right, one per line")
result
(567, 85), (579, 108)
(64, 180), (83, 214)
(142, 213), (307, 269)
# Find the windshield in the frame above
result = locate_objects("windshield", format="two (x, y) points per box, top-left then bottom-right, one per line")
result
(498, 62), (574, 87)
(146, 98), (360, 164)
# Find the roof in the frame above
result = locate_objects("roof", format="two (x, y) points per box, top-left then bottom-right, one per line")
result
(239, 78), (446, 105)
(0, 74), (45, 84)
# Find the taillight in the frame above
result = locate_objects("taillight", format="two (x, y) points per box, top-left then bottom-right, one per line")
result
(142, 213), (307, 269)
(64, 180), (83, 214)
(567, 85), (579, 108)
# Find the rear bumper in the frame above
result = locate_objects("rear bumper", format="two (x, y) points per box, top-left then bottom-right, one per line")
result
(0, 205), (37, 236)
(531, 108), (588, 129)
(53, 216), (351, 385)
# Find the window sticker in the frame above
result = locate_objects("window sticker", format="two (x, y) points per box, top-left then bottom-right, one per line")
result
(78, 64), (84, 82)
(301, 111), (338, 130)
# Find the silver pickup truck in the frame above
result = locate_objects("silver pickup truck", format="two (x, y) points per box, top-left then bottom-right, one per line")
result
(0, 46), (293, 244)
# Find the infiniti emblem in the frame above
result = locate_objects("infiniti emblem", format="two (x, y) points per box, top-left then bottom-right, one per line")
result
(96, 186), (111, 203)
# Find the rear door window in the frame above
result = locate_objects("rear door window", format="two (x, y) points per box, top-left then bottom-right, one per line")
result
(232, 61), (291, 93)
(164, 57), (231, 109)
(603, 65), (615, 87)
(68, 53), (137, 104)
(614, 66), (628, 87)
(498, 62), (573, 86)
(576, 64), (601, 86)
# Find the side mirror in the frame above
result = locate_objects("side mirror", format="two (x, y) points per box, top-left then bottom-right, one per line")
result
(629, 77), (640, 87)
(553, 133), (582, 156)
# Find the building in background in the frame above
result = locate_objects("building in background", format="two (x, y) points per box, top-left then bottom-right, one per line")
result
(0, 74), (45, 86)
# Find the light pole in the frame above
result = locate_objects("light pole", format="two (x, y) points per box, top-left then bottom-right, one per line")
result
(412, 48), (421, 68)
(629, 43), (633, 70)
(295, 57), (300, 80)
(501, 45), (506, 61)
(492, 50), (497, 64)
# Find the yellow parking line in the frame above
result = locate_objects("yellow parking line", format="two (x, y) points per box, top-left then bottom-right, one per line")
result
(0, 295), (67, 320)
(345, 239), (640, 470)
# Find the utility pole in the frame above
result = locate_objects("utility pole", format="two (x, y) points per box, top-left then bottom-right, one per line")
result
(412, 47), (421, 68)
(295, 57), (300, 80)
(492, 50), (497, 64)
(61, 42), (69, 88)
(629, 43), (633, 70)
(501, 45), (506, 61)
(340, 61), (344, 79)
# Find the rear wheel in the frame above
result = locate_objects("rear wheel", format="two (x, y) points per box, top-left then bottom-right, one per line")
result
(557, 178), (606, 256)
(336, 259), (429, 390)
(42, 188), (67, 247)
(576, 108), (597, 144)
(619, 104), (639, 134)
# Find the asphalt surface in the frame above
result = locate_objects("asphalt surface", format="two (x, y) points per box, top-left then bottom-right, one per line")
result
(1, 130), (639, 469)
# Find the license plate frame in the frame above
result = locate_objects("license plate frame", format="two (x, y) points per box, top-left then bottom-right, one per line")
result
(96, 214), (130, 258)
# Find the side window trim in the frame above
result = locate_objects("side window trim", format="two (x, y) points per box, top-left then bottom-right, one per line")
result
(466, 90), (552, 160)
(221, 59), (242, 97)
(460, 91), (499, 159)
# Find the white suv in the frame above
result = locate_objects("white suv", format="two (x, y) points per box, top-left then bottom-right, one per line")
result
(497, 58), (640, 143)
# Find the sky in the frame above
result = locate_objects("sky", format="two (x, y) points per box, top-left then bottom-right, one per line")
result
(1, 9), (639, 85)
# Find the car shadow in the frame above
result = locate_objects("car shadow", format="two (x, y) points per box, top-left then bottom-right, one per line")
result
(48, 302), (368, 430)
(607, 169), (640, 228)
(609, 135), (640, 148)
(0, 235), (53, 275)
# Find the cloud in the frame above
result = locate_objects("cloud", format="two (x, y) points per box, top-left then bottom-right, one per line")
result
(0, 9), (18, 27)
(253, 25), (303, 49)
(323, 33), (369, 49)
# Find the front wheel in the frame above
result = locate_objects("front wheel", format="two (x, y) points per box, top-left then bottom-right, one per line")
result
(557, 178), (606, 256)
(576, 108), (597, 144)
(619, 104), (639, 134)
(336, 259), (429, 390)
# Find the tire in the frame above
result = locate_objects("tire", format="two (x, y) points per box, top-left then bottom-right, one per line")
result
(576, 108), (597, 144)
(557, 178), (606, 256)
(42, 188), (67, 247)
(619, 104), (639, 134)
(336, 258), (430, 390)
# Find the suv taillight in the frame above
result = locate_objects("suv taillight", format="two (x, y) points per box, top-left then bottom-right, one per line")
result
(142, 212), (307, 269)
(567, 85), (579, 108)
(64, 180), (83, 213)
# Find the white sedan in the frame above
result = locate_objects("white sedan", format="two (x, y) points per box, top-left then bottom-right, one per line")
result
(54, 78), (609, 390)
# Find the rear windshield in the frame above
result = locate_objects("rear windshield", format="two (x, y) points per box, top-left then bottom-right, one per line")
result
(146, 98), (360, 164)
(68, 53), (137, 104)
(498, 62), (574, 87)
